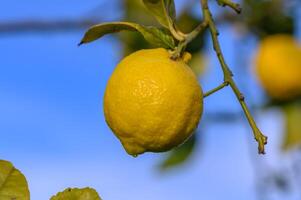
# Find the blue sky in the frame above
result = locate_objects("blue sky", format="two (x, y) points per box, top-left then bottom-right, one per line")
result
(0, 0), (300, 200)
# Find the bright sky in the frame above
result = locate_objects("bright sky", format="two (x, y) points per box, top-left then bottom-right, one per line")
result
(0, 0), (300, 200)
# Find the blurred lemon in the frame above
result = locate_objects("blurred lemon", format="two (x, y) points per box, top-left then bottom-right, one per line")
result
(255, 34), (301, 100)
(104, 48), (203, 156)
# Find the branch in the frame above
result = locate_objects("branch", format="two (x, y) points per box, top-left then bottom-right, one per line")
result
(200, 0), (267, 154)
(204, 82), (229, 98)
(0, 19), (100, 34)
(216, 0), (242, 14)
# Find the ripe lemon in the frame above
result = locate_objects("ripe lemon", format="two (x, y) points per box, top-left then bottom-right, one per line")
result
(104, 48), (203, 156)
(255, 34), (301, 100)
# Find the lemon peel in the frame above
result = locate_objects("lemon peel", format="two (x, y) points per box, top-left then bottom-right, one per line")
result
(104, 48), (203, 156)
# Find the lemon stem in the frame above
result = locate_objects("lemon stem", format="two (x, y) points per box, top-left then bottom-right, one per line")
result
(200, 0), (268, 154)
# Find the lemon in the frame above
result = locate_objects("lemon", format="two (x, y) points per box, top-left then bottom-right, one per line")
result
(104, 48), (203, 156)
(255, 34), (301, 100)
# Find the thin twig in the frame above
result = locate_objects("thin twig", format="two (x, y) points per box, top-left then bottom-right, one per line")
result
(200, 0), (267, 154)
(204, 82), (229, 98)
(216, 0), (242, 14)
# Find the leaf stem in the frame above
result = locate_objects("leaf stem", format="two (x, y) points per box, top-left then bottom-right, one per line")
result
(204, 82), (229, 98)
(200, 0), (267, 154)
(185, 21), (208, 44)
(171, 21), (208, 59)
(169, 25), (185, 41)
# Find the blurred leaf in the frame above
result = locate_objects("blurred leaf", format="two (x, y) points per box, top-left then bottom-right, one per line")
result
(159, 134), (197, 171)
(50, 187), (101, 200)
(264, 98), (301, 109)
(175, 11), (207, 77)
(242, 0), (294, 37)
(0, 160), (30, 200)
(263, 170), (291, 193)
(119, 0), (158, 55)
(79, 22), (175, 49)
(282, 103), (301, 151)
(176, 11), (205, 53)
(142, 0), (176, 28)
(273, 173), (290, 192)
(188, 52), (207, 77)
(176, 10), (200, 33)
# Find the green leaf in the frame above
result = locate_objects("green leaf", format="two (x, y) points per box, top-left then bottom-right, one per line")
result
(158, 134), (197, 171)
(142, 0), (176, 28)
(0, 160), (30, 200)
(124, 0), (158, 25)
(282, 103), (301, 151)
(50, 187), (102, 200)
(79, 22), (175, 49)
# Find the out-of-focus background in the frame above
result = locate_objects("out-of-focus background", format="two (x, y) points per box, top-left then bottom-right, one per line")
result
(1, 0), (301, 199)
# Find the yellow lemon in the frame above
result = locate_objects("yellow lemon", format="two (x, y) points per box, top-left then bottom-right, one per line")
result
(104, 48), (203, 156)
(255, 34), (301, 100)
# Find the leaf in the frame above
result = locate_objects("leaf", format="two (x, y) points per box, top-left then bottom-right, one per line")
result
(282, 103), (301, 151)
(242, 0), (294, 37)
(0, 160), (30, 200)
(142, 0), (176, 28)
(124, 0), (158, 25)
(79, 22), (175, 49)
(158, 134), (197, 171)
(189, 52), (207, 77)
(50, 187), (102, 200)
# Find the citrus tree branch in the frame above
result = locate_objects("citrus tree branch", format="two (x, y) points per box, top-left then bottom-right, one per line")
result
(204, 82), (229, 98)
(216, 0), (242, 14)
(200, 0), (268, 154)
